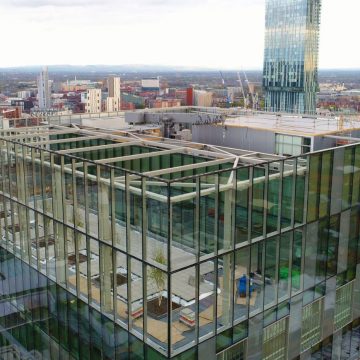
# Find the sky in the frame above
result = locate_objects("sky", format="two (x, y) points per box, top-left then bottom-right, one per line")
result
(0, 0), (359, 69)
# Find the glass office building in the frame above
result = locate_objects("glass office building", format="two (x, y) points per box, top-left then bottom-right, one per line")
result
(263, 0), (321, 114)
(0, 124), (359, 359)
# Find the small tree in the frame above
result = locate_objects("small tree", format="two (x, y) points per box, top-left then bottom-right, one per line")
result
(74, 206), (84, 228)
(66, 207), (84, 248)
(44, 199), (52, 241)
(149, 248), (167, 307)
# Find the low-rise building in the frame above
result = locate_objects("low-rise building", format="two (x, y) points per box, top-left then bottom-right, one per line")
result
(194, 90), (213, 107)
(85, 88), (102, 113)
(141, 78), (160, 91)
(150, 98), (181, 109)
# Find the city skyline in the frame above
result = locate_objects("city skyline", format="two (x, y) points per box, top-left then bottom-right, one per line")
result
(0, 0), (359, 70)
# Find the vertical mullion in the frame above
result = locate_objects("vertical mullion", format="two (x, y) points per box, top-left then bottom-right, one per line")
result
(277, 161), (284, 233)
(125, 173), (131, 255)
(303, 156), (310, 224)
(72, 158), (80, 299)
(125, 172), (132, 332)
(45, 153), (53, 277)
(21, 145), (31, 263)
(141, 178), (147, 344)
(248, 167), (254, 243)
(110, 168), (117, 324)
(214, 257), (218, 334)
(261, 241), (266, 315)
(195, 177), (201, 261)
(300, 228), (306, 293)
(274, 235), (280, 306)
(38, 151), (47, 275)
(168, 185), (173, 355)
(110, 168), (115, 248)
(96, 165), (101, 241)
(195, 262), (200, 346)
(263, 165), (269, 238)
(84, 162), (92, 305)
(290, 158), (297, 228)
(141, 176), (147, 260)
(287, 232), (294, 301)
(214, 174), (219, 255)
(31, 149), (37, 213)
(61, 156), (69, 288)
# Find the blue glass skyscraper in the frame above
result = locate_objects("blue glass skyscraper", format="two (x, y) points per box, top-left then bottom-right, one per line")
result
(263, 0), (321, 114)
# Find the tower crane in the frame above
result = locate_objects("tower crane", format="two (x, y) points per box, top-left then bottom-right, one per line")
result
(237, 72), (247, 109)
(243, 70), (256, 110)
(219, 71), (232, 107)
(219, 71), (225, 87)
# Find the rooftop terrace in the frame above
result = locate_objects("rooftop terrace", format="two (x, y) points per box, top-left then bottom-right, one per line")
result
(224, 113), (360, 137)
(0, 124), (283, 178)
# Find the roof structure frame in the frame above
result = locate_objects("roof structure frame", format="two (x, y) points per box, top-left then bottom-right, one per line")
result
(0, 125), (299, 204)
(29, 135), (103, 146)
(142, 156), (236, 178)
(94, 147), (187, 165)
(0, 128), (82, 140)
(201, 144), (236, 157)
(324, 135), (360, 142)
(137, 141), (235, 160)
(8, 125), (280, 167)
(1, 146), (169, 203)
(0, 125), (51, 133)
(168, 159), (308, 204)
(57, 140), (143, 154)
(6, 125), (285, 166)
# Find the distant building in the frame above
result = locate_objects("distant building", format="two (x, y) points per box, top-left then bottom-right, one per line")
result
(106, 97), (118, 112)
(141, 78), (160, 91)
(107, 76), (121, 112)
(121, 93), (145, 108)
(186, 87), (194, 106)
(263, 0), (321, 114)
(17, 91), (31, 99)
(194, 90), (213, 107)
(9, 98), (25, 112)
(167, 88), (194, 106)
(168, 88), (187, 105)
(80, 92), (88, 104)
(85, 89), (102, 113)
(108, 76), (121, 99)
(23, 100), (35, 112)
(61, 79), (97, 92)
(150, 98), (181, 109)
(121, 102), (136, 111)
(37, 66), (51, 109)
(0, 107), (21, 119)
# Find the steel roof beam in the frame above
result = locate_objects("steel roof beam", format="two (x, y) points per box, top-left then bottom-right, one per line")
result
(95, 147), (187, 164)
(0, 129), (81, 140)
(57, 140), (143, 154)
(143, 157), (235, 177)
(26, 135), (101, 146)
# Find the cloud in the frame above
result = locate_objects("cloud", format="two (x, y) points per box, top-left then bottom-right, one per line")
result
(0, 0), (358, 69)
(1, 0), (181, 7)
(1, 0), (108, 6)
(1, 0), (261, 9)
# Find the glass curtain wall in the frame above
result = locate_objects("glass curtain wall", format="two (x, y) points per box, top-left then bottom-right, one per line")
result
(0, 135), (360, 359)
(263, 0), (321, 114)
